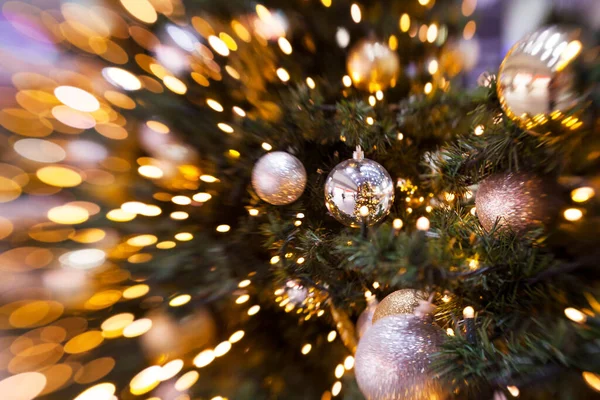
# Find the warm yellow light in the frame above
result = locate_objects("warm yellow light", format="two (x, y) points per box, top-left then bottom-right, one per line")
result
(218, 123), (234, 133)
(342, 75), (352, 87)
(123, 318), (153, 337)
(171, 195), (191, 205)
(207, 99), (224, 112)
(388, 34), (398, 51)
(175, 232), (193, 241)
(418, 0), (430, 5)
(248, 208), (259, 216)
(446, 328), (455, 336)
(427, 24), (438, 43)
(571, 187), (595, 203)
(123, 284), (150, 299)
(368, 95), (376, 106)
(399, 14), (410, 32)
(583, 372), (600, 393)
(107, 209), (136, 222)
(214, 341), (232, 357)
(194, 349), (215, 367)
(428, 60), (439, 74)
(301, 343), (312, 354)
(232, 106), (246, 117)
(191, 192), (210, 203)
(306, 77), (316, 89)
(140, 205), (162, 217)
(424, 82), (433, 94)
(170, 294), (191, 307)
(248, 305), (260, 315)
(262, 142), (273, 151)
(277, 68), (290, 82)
(507, 386), (520, 397)
(239, 279), (251, 288)
(37, 166), (82, 187)
(327, 331), (337, 342)
(565, 307), (587, 323)
(278, 37), (293, 54)
(462, 0), (477, 16)
(229, 330), (245, 343)
(219, 32), (238, 51)
(127, 234), (158, 247)
(474, 124), (485, 136)
(416, 216), (430, 231)
(255, 4), (272, 20)
(231, 20), (251, 43)
(163, 76), (187, 94)
(366, 117), (374, 125)
(463, 306), (475, 318)
(130, 366), (162, 395)
(350, 4), (361, 23)
(156, 240), (176, 249)
(101, 313), (134, 334)
(297, 257), (305, 264)
(103, 67), (142, 91)
(170, 211), (189, 220)
(321, 0), (332, 6)
(138, 165), (163, 179)
(208, 35), (230, 56)
(160, 359), (184, 381)
(120, 0), (157, 24)
(561, 40), (582, 64)
(147, 120), (170, 134)
(358, 205), (370, 217)
(393, 218), (403, 230)
(236, 294), (250, 304)
(48, 205), (89, 225)
(564, 208), (583, 221)
(270, 256), (280, 264)
(200, 175), (219, 183)
(175, 371), (199, 391)
(332, 381), (342, 396)
(55, 86), (100, 112)
(74, 383), (116, 400)
(344, 355), (354, 370)
(463, 20), (476, 40)
(216, 224), (231, 233)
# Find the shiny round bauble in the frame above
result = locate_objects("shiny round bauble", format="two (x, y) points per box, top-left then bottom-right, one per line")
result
(324, 151), (394, 228)
(252, 151), (306, 205)
(497, 25), (590, 135)
(475, 172), (560, 234)
(347, 39), (400, 92)
(355, 314), (446, 400)
(372, 289), (427, 324)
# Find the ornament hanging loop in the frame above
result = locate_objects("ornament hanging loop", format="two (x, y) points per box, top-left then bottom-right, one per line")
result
(353, 145), (364, 161)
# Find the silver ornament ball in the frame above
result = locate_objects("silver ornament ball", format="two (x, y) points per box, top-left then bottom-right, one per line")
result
(497, 25), (590, 135)
(475, 172), (559, 234)
(325, 147), (395, 227)
(252, 151), (306, 205)
(355, 314), (446, 400)
(356, 298), (379, 339)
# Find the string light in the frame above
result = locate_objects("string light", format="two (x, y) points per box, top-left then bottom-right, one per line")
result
(564, 307), (587, 323)
(416, 216), (430, 231)
(332, 381), (342, 396)
(169, 294), (191, 307)
(277, 68), (290, 82)
(248, 305), (260, 315)
(507, 386), (520, 397)
(342, 75), (352, 87)
(306, 77), (316, 89)
(571, 187), (594, 203)
(301, 344), (312, 354)
(278, 37), (293, 54)
(350, 4), (361, 23)
(564, 208), (583, 221)
(399, 14), (410, 32)
(343, 355), (354, 369)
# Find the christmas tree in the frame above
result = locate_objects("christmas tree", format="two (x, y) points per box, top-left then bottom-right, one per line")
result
(0, 0), (598, 399)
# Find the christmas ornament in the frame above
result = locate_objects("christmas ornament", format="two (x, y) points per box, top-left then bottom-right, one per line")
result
(252, 151), (306, 205)
(346, 39), (400, 92)
(331, 303), (358, 353)
(372, 289), (427, 324)
(356, 296), (379, 339)
(324, 146), (394, 228)
(355, 315), (446, 400)
(497, 25), (589, 135)
(475, 172), (560, 233)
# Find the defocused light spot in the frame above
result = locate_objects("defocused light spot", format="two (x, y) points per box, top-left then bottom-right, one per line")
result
(208, 36), (230, 56)
(14, 139), (65, 163)
(424, 82), (433, 94)
(101, 313), (134, 336)
(194, 349), (215, 367)
(463, 20), (476, 40)
(163, 76), (187, 94)
(54, 86), (99, 113)
(236, 294), (250, 304)
(171, 211), (189, 220)
(74, 383), (115, 400)
(157, 241), (176, 249)
(276, 68), (290, 82)
(336, 27), (350, 48)
(332, 381), (342, 396)
(427, 24), (438, 43)
(351, 4), (361, 23)
(571, 187), (594, 203)
(248, 305), (260, 315)
(278, 37), (292, 54)
(130, 366), (162, 395)
(229, 330), (244, 343)
(474, 124), (485, 136)
(335, 364), (344, 378)
(167, 25), (197, 51)
(52, 106), (96, 129)
(0, 177), (22, 203)
(0, 372), (47, 400)
(217, 123), (234, 133)
(74, 358), (115, 384)
(139, 205), (161, 217)
(342, 75), (352, 87)
(123, 284), (150, 299)
(64, 331), (104, 354)
(214, 341), (232, 357)
(85, 290), (122, 310)
(107, 209), (136, 222)
(233, 106), (246, 117)
(507, 386), (519, 397)
(239, 279), (251, 288)
(327, 331), (337, 342)
(146, 120), (169, 134)
(301, 344), (312, 354)
(207, 99), (224, 112)
(216, 225), (230, 233)
(127, 234), (158, 247)
(248, 208), (259, 216)
(565, 307), (587, 323)
(102, 67), (142, 91)
(138, 165), (164, 179)
(428, 60), (439, 75)
(37, 166), (82, 187)
(344, 355), (354, 370)
(175, 232), (193, 241)
(121, 201), (147, 214)
(120, 0), (157, 24)
(200, 175), (218, 183)
(231, 20), (251, 42)
(172, 195), (191, 205)
(219, 32), (238, 51)
(60, 249), (106, 269)
(583, 372), (600, 393)
(123, 319), (153, 337)
(175, 371), (199, 391)
(564, 208), (583, 221)
(160, 359), (184, 381)
(48, 205), (89, 224)
(169, 294), (191, 307)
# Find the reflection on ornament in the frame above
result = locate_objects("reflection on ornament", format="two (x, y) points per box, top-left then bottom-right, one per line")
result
(285, 280), (308, 305)
(325, 146), (394, 227)
(372, 289), (427, 323)
(347, 39), (400, 92)
(252, 151), (307, 205)
(475, 172), (560, 234)
(497, 25), (589, 135)
(356, 297), (379, 339)
(355, 315), (446, 400)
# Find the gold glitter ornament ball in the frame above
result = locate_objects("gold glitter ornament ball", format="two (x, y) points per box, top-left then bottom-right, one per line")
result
(372, 289), (427, 324)
(475, 172), (559, 234)
(355, 315), (446, 400)
(497, 25), (590, 135)
(252, 151), (306, 205)
(347, 39), (400, 92)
